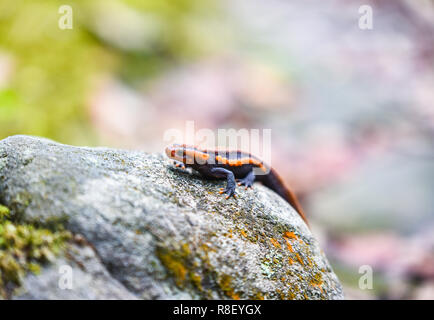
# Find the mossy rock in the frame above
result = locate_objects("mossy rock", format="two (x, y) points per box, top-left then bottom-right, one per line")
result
(0, 135), (344, 299)
(0, 206), (71, 298)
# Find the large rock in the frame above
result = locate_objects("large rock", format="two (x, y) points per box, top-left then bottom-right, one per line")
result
(0, 135), (343, 299)
(14, 243), (137, 300)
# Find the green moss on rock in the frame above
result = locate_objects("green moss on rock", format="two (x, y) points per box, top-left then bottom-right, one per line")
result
(0, 205), (71, 298)
(0, 205), (10, 220)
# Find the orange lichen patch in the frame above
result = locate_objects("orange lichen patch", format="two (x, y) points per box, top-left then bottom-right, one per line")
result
(310, 274), (324, 294)
(239, 229), (248, 238)
(283, 231), (302, 253)
(270, 238), (281, 248)
(224, 229), (234, 238)
(286, 291), (296, 300)
(311, 283), (324, 294)
(306, 256), (313, 267)
(288, 257), (294, 265)
(284, 238), (294, 252)
(295, 253), (304, 265)
(283, 231), (298, 240)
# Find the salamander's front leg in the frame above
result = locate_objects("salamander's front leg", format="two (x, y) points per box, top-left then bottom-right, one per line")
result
(237, 170), (255, 189)
(210, 168), (236, 199)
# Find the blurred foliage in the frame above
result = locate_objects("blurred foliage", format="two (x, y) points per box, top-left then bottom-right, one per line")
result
(0, 0), (219, 145)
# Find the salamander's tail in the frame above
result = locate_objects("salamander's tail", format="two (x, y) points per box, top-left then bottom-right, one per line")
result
(261, 169), (310, 227)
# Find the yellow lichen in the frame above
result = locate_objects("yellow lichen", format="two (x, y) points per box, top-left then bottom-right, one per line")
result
(157, 243), (192, 287)
(224, 229), (233, 238)
(189, 272), (203, 291)
(239, 229), (248, 238)
(270, 238), (281, 248)
(284, 238), (294, 252)
(295, 253), (304, 265)
(283, 231), (298, 240)
(158, 252), (187, 286)
(253, 292), (265, 300)
(218, 274), (240, 300)
(310, 272), (324, 293)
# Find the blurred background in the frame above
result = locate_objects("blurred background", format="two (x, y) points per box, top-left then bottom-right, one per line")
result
(0, 0), (433, 299)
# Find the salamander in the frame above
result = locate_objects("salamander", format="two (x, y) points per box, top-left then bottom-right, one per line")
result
(165, 144), (309, 226)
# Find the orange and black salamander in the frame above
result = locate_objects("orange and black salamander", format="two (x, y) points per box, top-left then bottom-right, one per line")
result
(165, 144), (309, 225)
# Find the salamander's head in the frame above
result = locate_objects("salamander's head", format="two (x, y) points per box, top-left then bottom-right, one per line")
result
(166, 143), (196, 164)
(165, 144), (209, 165)
(165, 143), (184, 162)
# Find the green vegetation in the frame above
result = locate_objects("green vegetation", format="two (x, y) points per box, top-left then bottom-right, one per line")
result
(0, 0), (219, 145)
(0, 204), (71, 298)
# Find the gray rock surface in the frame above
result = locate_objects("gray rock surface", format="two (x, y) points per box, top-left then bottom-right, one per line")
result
(13, 243), (137, 300)
(0, 135), (343, 299)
